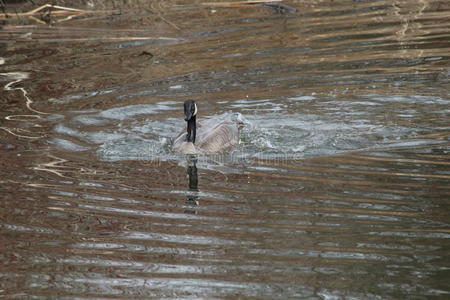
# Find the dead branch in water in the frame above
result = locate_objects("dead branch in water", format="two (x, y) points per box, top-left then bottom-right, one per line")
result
(0, 4), (91, 19)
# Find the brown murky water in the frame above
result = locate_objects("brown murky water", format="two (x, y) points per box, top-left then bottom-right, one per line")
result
(1, 0), (450, 298)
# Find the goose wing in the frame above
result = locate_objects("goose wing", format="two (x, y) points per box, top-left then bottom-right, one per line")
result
(196, 122), (240, 153)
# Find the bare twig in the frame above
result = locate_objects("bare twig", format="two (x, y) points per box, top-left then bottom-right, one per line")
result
(24, 4), (86, 15)
(158, 13), (181, 31)
(0, 4), (90, 19)
(28, 15), (47, 24)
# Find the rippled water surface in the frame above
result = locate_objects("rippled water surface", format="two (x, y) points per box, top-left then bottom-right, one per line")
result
(1, 0), (450, 298)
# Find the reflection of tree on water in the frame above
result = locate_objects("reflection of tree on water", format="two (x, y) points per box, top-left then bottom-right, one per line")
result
(185, 155), (198, 214)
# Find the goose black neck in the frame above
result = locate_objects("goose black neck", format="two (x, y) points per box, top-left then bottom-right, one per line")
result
(186, 116), (196, 143)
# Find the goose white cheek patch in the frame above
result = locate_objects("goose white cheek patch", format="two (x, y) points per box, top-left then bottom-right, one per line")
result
(193, 103), (198, 116)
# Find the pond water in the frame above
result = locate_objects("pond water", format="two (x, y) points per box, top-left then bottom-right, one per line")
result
(1, 0), (449, 298)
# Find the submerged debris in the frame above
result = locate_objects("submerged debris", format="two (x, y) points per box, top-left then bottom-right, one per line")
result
(261, 3), (297, 13)
(202, 0), (297, 13)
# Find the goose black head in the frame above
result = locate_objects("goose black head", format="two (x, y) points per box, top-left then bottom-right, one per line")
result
(184, 99), (197, 121)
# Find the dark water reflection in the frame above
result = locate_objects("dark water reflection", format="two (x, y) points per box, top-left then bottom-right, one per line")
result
(1, 0), (450, 298)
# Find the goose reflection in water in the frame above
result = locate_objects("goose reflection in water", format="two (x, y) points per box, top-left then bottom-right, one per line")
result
(185, 155), (199, 214)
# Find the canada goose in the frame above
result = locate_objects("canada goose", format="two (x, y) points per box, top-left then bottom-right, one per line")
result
(172, 99), (245, 154)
